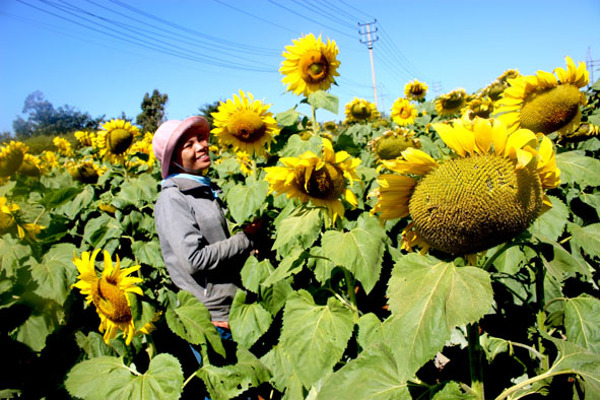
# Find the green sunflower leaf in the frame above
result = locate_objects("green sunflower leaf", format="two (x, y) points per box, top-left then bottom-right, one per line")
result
(385, 254), (493, 376)
(568, 222), (600, 258)
(82, 214), (123, 249)
(112, 174), (159, 209)
(197, 346), (270, 400)
(55, 185), (94, 220)
(39, 186), (82, 208)
(165, 290), (226, 358)
(229, 290), (272, 349)
(357, 313), (384, 351)
(226, 180), (269, 224)
(260, 345), (305, 399)
(543, 336), (600, 399)
(307, 90), (339, 115)
(27, 242), (77, 304)
(316, 342), (410, 400)
(64, 354), (183, 400)
(240, 255), (274, 294)
(131, 239), (164, 269)
(0, 234), (32, 277)
(564, 295), (600, 353)
(321, 213), (386, 294)
(15, 311), (58, 352)
(275, 108), (300, 127)
(272, 208), (322, 257)
(530, 195), (569, 242)
(280, 290), (354, 388)
(556, 150), (600, 189)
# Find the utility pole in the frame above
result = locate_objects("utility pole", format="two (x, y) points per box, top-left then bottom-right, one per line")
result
(358, 20), (379, 108)
(586, 46), (599, 85)
(431, 81), (443, 98)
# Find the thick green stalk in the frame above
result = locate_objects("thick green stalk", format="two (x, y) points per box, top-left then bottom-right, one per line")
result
(467, 322), (484, 400)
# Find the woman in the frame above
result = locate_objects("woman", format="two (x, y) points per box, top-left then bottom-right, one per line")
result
(152, 115), (259, 331)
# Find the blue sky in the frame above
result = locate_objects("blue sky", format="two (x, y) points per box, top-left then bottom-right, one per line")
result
(1, 0), (599, 134)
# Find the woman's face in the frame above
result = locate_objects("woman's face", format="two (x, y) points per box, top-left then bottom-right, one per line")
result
(172, 129), (211, 174)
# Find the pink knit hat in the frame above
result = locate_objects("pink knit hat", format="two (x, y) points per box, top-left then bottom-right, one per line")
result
(152, 116), (210, 179)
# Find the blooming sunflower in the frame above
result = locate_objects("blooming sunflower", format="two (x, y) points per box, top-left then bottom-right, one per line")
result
(52, 137), (75, 157)
(558, 122), (600, 144)
(72, 249), (143, 345)
(370, 117), (560, 256)
(368, 127), (421, 162)
(74, 130), (96, 147)
(264, 138), (360, 223)
(434, 89), (468, 116)
(404, 79), (428, 101)
(95, 119), (140, 160)
(495, 57), (589, 136)
(40, 151), (60, 170)
(344, 98), (380, 124)
(280, 33), (341, 97)
(391, 98), (418, 126)
(127, 132), (156, 169)
(211, 90), (279, 157)
(0, 141), (28, 177)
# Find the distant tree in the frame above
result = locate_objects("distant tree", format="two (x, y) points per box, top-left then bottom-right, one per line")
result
(0, 131), (12, 143)
(198, 99), (222, 127)
(136, 89), (168, 133)
(12, 91), (103, 138)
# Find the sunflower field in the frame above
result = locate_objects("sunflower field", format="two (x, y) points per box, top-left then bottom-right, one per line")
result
(1, 34), (600, 400)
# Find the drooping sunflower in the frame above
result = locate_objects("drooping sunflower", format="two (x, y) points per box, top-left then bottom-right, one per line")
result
(95, 119), (140, 160)
(72, 249), (143, 345)
(368, 127), (421, 162)
(495, 57), (589, 136)
(66, 159), (107, 184)
(74, 130), (97, 147)
(236, 151), (254, 176)
(52, 137), (75, 157)
(404, 79), (428, 101)
(558, 122), (600, 144)
(434, 89), (468, 116)
(264, 138), (360, 222)
(391, 98), (418, 126)
(18, 153), (44, 177)
(462, 95), (494, 119)
(211, 90), (279, 157)
(280, 33), (341, 97)
(0, 196), (44, 242)
(0, 141), (28, 177)
(483, 69), (521, 101)
(370, 117), (560, 256)
(344, 98), (380, 124)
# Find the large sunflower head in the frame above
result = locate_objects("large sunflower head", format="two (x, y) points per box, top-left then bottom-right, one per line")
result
(211, 90), (280, 157)
(370, 117), (560, 256)
(368, 127), (421, 162)
(95, 119), (140, 160)
(434, 89), (468, 116)
(391, 98), (418, 126)
(404, 79), (428, 101)
(495, 57), (589, 136)
(264, 138), (361, 223)
(280, 33), (341, 97)
(0, 141), (28, 177)
(344, 98), (380, 124)
(72, 249), (144, 345)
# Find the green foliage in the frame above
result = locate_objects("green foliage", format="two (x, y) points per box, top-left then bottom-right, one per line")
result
(1, 72), (599, 400)
(135, 89), (168, 133)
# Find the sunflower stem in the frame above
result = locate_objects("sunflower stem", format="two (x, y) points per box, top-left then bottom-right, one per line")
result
(467, 322), (484, 400)
(534, 257), (549, 370)
(311, 104), (318, 137)
(343, 268), (359, 321)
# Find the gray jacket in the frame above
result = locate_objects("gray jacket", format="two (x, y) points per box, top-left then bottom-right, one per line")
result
(154, 177), (252, 321)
